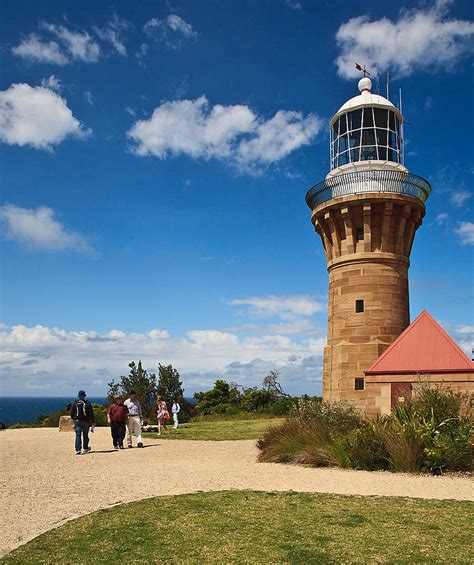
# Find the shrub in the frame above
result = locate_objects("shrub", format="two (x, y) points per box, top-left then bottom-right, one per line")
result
(257, 388), (473, 474)
(290, 398), (362, 433)
(258, 399), (361, 467)
(342, 422), (388, 470)
(268, 397), (295, 416)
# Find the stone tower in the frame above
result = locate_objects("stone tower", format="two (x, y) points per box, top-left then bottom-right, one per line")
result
(306, 76), (431, 413)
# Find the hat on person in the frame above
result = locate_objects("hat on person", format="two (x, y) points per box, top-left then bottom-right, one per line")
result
(78, 390), (87, 398)
(129, 390), (136, 395)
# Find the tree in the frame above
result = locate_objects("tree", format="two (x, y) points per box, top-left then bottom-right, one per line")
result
(194, 379), (242, 415)
(157, 364), (184, 400)
(156, 364), (193, 422)
(107, 361), (158, 419)
(263, 370), (290, 399)
(240, 387), (274, 412)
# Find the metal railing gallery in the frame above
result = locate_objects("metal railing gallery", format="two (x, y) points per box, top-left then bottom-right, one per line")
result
(305, 169), (432, 209)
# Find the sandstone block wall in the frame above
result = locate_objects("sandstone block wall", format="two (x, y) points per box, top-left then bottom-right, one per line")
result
(311, 193), (425, 412)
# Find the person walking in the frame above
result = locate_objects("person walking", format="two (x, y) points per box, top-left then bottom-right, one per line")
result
(156, 396), (170, 435)
(124, 390), (143, 448)
(171, 399), (181, 429)
(107, 395), (129, 450)
(70, 390), (95, 455)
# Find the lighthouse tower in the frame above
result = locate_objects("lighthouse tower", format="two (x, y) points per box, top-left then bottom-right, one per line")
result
(306, 75), (431, 413)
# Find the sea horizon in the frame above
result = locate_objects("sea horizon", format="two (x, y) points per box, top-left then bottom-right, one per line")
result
(0, 395), (196, 425)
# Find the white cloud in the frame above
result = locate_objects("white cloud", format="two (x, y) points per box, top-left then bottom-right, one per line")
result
(12, 34), (68, 65)
(336, 1), (474, 78)
(450, 190), (472, 207)
(40, 75), (62, 91)
(227, 295), (324, 320)
(0, 82), (89, 149)
(187, 330), (240, 347)
(144, 14), (197, 50)
(237, 110), (321, 168)
(83, 91), (94, 105)
(40, 22), (100, 62)
(0, 204), (96, 256)
(147, 329), (170, 339)
(456, 221), (474, 245)
(0, 323), (325, 396)
(12, 16), (131, 65)
(127, 96), (322, 171)
(166, 15), (197, 39)
(93, 13), (130, 56)
(285, 0), (302, 11)
(435, 212), (448, 225)
(135, 43), (149, 65)
(456, 324), (474, 335)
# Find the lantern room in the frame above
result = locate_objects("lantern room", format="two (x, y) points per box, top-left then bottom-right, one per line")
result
(329, 77), (404, 172)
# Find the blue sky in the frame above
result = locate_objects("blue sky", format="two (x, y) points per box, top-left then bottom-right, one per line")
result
(1, 0), (473, 396)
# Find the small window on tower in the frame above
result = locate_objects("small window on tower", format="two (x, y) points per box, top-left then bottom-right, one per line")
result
(355, 378), (365, 391)
(355, 299), (364, 313)
(356, 227), (364, 241)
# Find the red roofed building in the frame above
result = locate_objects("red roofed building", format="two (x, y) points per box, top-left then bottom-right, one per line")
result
(363, 310), (474, 417)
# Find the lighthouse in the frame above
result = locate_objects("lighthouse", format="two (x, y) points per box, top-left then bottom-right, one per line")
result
(306, 75), (431, 413)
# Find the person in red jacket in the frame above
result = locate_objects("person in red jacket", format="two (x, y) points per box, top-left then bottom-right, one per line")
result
(107, 395), (129, 450)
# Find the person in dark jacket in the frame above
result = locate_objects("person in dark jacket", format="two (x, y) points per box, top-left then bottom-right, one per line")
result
(70, 390), (95, 455)
(107, 395), (129, 450)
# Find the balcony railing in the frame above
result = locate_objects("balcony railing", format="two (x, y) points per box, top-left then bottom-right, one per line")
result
(305, 170), (431, 209)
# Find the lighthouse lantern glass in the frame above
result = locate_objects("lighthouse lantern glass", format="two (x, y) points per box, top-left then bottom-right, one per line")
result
(331, 107), (402, 170)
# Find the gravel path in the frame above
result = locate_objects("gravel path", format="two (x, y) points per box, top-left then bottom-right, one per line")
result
(1, 427), (472, 556)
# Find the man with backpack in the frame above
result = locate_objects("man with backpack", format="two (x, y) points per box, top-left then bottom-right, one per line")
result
(70, 390), (95, 455)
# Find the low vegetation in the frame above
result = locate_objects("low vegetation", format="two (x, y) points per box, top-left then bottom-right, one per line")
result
(258, 385), (473, 474)
(192, 374), (312, 417)
(3, 491), (472, 564)
(144, 417), (282, 441)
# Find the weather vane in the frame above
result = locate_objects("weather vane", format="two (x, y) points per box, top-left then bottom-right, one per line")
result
(355, 63), (371, 77)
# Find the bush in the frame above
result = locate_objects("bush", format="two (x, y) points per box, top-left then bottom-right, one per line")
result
(258, 400), (361, 467)
(35, 403), (109, 427)
(267, 397), (296, 416)
(257, 388), (473, 474)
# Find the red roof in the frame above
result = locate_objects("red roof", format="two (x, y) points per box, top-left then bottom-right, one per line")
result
(365, 310), (474, 375)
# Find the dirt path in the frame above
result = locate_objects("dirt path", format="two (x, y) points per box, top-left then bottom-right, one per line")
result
(1, 427), (472, 556)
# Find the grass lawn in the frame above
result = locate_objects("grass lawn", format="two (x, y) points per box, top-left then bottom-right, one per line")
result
(143, 418), (283, 441)
(3, 491), (472, 564)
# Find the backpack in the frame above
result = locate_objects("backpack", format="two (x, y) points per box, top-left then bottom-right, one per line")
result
(75, 400), (88, 420)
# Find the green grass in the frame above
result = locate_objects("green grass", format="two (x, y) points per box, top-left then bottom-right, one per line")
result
(3, 491), (473, 564)
(144, 417), (283, 441)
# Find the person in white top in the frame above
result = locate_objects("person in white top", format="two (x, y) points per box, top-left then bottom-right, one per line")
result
(171, 399), (181, 429)
(124, 390), (143, 448)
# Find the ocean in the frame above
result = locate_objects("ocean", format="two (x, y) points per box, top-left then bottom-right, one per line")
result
(0, 396), (197, 425)
(0, 397), (108, 425)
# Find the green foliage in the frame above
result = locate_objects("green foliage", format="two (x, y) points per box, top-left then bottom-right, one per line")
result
(258, 388), (473, 474)
(194, 380), (240, 415)
(32, 403), (108, 428)
(240, 388), (274, 412)
(157, 364), (184, 399)
(157, 364), (192, 423)
(193, 377), (299, 417)
(291, 397), (361, 433)
(91, 403), (108, 426)
(107, 361), (158, 419)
